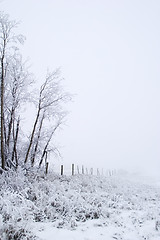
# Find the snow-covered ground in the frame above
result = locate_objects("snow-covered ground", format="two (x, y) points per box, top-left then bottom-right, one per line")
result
(32, 173), (160, 240)
(0, 169), (160, 240)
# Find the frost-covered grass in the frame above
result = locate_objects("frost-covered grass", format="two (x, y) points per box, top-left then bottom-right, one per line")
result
(0, 168), (160, 240)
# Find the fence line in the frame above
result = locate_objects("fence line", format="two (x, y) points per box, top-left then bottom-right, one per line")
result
(53, 163), (116, 177)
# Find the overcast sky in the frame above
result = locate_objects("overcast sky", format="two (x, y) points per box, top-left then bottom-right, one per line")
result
(1, 0), (160, 175)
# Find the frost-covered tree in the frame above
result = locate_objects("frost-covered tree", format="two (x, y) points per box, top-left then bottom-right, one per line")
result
(0, 12), (25, 169)
(24, 69), (70, 167)
(0, 12), (71, 171)
(4, 54), (33, 167)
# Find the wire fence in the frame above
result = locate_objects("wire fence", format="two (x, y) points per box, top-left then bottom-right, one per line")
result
(51, 163), (117, 177)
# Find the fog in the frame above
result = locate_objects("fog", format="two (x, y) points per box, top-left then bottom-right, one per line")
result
(1, 0), (160, 176)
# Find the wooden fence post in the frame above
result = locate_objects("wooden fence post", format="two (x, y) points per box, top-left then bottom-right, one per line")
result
(45, 162), (49, 174)
(82, 165), (84, 174)
(72, 164), (74, 175)
(61, 165), (64, 175)
(77, 165), (80, 174)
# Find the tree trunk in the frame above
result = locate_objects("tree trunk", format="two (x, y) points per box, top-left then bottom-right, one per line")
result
(31, 113), (44, 166)
(1, 54), (5, 169)
(11, 117), (20, 167)
(39, 130), (53, 167)
(39, 123), (60, 167)
(7, 107), (14, 148)
(24, 106), (41, 164)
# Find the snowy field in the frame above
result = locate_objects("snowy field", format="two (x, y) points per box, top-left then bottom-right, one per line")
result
(0, 169), (160, 240)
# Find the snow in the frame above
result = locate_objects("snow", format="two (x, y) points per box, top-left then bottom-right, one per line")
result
(33, 216), (160, 240)
(33, 220), (139, 240)
(0, 168), (160, 240)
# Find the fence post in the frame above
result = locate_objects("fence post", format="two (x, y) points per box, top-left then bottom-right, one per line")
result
(45, 162), (49, 174)
(97, 168), (100, 176)
(90, 168), (93, 175)
(72, 164), (74, 176)
(77, 165), (80, 174)
(60, 165), (64, 175)
(82, 165), (84, 174)
(86, 168), (88, 175)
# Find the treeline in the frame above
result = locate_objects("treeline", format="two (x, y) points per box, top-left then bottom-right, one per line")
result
(0, 12), (71, 172)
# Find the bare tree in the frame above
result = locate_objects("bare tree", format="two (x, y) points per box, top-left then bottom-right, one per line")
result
(0, 12), (25, 169)
(0, 12), (71, 171)
(5, 54), (32, 165)
(24, 69), (70, 166)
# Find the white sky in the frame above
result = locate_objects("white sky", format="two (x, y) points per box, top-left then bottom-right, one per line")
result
(1, 0), (160, 175)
